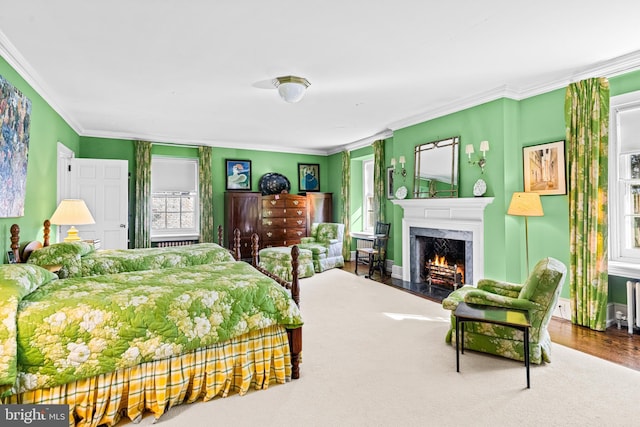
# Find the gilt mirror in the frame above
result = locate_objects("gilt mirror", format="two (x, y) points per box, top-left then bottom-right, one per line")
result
(413, 136), (460, 198)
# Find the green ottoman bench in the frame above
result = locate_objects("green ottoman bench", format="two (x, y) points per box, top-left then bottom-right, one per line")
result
(258, 246), (315, 282)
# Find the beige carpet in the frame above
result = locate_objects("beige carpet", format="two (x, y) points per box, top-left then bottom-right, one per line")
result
(134, 269), (640, 427)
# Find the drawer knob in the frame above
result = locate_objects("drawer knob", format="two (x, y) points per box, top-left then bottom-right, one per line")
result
(297, 220), (303, 225)
(296, 231), (302, 236)
(267, 232), (273, 237)
(297, 210), (303, 215)
(270, 200), (276, 205)
(266, 220), (272, 226)
(293, 200), (299, 205)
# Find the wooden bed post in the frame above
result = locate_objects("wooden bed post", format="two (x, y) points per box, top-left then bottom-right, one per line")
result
(289, 245), (302, 379)
(43, 220), (51, 247)
(290, 245), (300, 306)
(232, 228), (242, 260)
(217, 225), (223, 246)
(10, 224), (20, 263)
(251, 233), (260, 267)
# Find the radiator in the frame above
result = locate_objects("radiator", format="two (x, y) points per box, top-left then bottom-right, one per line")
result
(626, 281), (640, 334)
(356, 239), (374, 249)
(155, 240), (198, 248)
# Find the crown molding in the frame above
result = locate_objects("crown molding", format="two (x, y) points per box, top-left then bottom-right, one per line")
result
(326, 129), (394, 155)
(3, 24), (640, 155)
(386, 49), (640, 133)
(0, 29), (83, 134)
(84, 129), (332, 156)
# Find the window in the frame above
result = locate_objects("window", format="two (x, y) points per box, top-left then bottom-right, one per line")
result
(151, 157), (199, 241)
(609, 90), (640, 277)
(363, 159), (374, 232)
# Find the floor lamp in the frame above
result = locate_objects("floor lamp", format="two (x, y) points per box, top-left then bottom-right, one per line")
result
(507, 192), (544, 276)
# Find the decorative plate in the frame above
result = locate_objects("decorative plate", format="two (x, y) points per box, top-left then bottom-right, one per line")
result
(473, 178), (487, 197)
(395, 185), (408, 200)
(259, 173), (291, 195)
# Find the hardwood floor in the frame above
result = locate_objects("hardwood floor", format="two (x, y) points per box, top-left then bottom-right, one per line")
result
(342, 261), (640, 371)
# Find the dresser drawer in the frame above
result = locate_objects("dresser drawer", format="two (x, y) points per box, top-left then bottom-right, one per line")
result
(263, 198), (286, 209)
(262, 207), (286, 218)
(263, 217), (306, 228)
(286, 208), (306, 218)
(262, 227), (306, 241)
(285, 198), (306, 208)
(262, 228), (287, 240)
(285, 228), (307, 239)
(262, 217), (287, 228)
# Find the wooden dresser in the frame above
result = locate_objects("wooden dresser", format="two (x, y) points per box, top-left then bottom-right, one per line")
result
(224, 192), (261, 260)
(261, 194), (307, 247)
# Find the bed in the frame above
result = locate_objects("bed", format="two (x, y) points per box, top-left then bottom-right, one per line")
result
(2, 223), (303, 426)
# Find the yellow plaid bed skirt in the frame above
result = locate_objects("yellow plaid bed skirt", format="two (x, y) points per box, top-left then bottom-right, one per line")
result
(3, 325), (292, 427)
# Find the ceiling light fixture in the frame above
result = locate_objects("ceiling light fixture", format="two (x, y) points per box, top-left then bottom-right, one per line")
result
(272, 75), (310, 103)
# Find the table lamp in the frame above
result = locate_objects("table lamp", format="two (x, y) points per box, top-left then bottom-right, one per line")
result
(49, 199), (96, 242)
(507, 192), (544, 276)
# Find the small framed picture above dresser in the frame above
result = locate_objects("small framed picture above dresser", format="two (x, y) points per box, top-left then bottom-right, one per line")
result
(298, 163), (320, 192)
(225, 159), (252, 191)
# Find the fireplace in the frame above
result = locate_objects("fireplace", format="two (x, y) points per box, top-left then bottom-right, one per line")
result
(392, 197), (494, 287)
(411, 228), (472, 288)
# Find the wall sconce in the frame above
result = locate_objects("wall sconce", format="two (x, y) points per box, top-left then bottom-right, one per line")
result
(390, 156), (407, 180)
(466, 140), (489, 173)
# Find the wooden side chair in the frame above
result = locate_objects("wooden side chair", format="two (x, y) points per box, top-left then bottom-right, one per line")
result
(355, 222), (390, 279)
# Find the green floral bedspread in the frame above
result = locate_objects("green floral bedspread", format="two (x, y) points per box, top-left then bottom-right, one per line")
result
(27, 242), (235, 278)
(0, 261), (302, 395)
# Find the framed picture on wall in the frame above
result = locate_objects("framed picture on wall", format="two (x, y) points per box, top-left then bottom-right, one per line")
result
(523, 140), (567, 195)
(298, 163), (320, 192)
(387, 166), (395, 199)
(225, 159), (252, 191)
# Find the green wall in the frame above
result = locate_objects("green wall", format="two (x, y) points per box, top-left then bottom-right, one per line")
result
(386, 72), (640, 302)
(3, 50), (640, 305)
(78, 137), (331, 247)
(0, 57), (80, 249)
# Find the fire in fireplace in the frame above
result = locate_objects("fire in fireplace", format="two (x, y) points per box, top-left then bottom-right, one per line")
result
(421, 237), (466, 289)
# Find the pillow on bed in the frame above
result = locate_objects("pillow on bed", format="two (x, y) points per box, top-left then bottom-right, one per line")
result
(0, 264), (58, 298)
(26, 242), (94, 278)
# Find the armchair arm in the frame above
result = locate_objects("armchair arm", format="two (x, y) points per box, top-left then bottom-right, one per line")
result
(477, 279), (523, 299)
(463, 289), (539, 312)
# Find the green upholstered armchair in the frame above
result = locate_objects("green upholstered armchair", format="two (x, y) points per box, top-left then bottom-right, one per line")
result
(442, 257), (567, 364)
(298, 222), (345, 272)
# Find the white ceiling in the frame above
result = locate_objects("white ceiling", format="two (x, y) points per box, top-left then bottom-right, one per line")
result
(1, 1), (640, 155)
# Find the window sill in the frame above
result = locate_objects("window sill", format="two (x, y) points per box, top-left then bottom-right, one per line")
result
(609, 261), (640, 280)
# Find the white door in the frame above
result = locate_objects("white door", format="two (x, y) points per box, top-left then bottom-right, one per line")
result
(65, 158), (129, 249)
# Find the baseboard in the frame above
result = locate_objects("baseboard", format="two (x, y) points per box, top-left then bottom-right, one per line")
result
(391, 263), (402, 280)
(552, 297), (572, 321)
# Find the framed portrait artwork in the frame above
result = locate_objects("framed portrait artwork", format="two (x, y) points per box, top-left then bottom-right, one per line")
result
(298, 163), (320, 192)
(523, 140), (567, 195)
(225, 159), (252, 191)
(387, 166), (395, 199)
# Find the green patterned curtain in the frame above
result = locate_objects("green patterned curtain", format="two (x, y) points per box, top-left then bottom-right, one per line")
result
(134, 140), (152, 248)
(565, 77), (609, 331)
(198, 146), (214, 243)
(372, 140), (386, 225)
(341, 150), (351, 260)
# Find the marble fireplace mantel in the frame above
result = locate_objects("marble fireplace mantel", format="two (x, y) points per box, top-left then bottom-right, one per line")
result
(391, 197), (494, 284)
